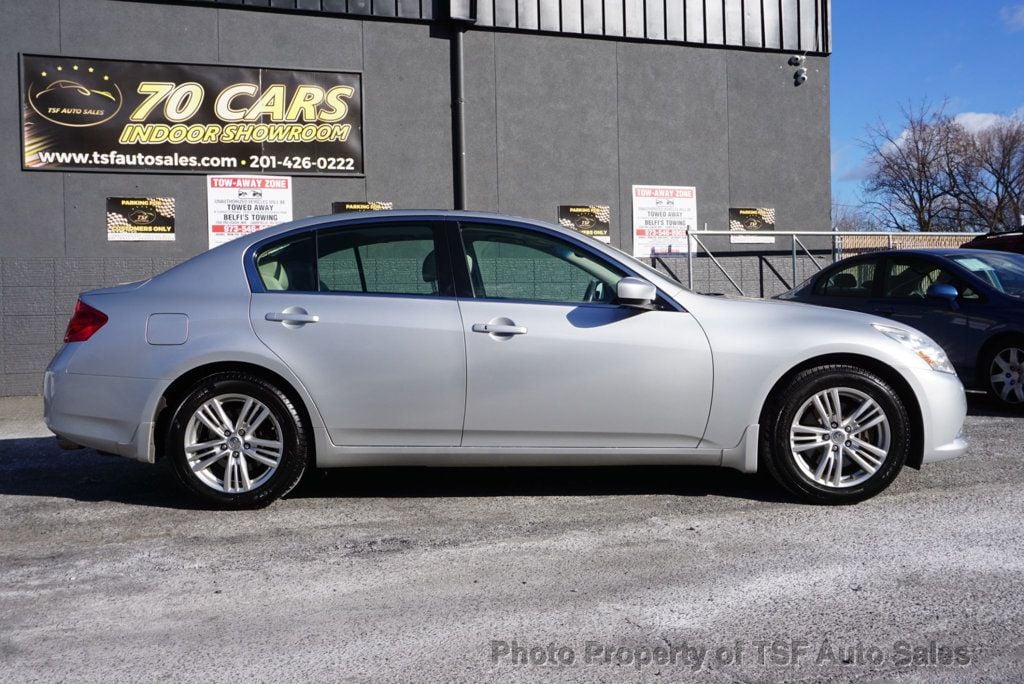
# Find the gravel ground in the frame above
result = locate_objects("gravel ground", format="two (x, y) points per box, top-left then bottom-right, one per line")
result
(1, 394), (1023, 683)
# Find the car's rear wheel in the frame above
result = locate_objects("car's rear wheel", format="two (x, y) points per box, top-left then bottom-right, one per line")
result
(982, 339), (1024, 409)
(762, 364), (910, 504)
(166, 371), (308, 509)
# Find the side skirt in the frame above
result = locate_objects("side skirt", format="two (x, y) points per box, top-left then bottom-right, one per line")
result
(312, 426), (760, 473)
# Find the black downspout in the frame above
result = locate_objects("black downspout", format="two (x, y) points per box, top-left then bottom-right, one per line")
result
(448, 0), (475, 210)
(451, 25), (467, 210)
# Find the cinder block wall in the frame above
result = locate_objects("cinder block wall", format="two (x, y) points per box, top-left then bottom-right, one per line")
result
(0, 1), (830, 396)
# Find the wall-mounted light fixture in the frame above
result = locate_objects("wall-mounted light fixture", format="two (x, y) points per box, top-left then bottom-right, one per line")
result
(788, 55), (808, 86)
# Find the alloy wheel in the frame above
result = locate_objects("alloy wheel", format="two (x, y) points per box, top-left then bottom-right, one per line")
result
(989, 346), (1024, 404)
(183, 393), (284, 493)
(789, 387), (891, 488)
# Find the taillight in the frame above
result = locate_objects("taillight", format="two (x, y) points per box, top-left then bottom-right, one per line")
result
(64, 299), (108, 343)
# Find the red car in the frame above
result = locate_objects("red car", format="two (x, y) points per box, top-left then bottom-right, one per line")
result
(961, 231), (1024, 255)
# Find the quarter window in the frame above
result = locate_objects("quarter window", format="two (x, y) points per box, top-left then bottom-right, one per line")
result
(460, 224), (626, 304)
(255, 234), (317, 292)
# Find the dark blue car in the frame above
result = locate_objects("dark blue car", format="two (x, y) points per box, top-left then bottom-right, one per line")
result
(778, 248), (1024, 408)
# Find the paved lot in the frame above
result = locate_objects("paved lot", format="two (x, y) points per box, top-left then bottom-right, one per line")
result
(1, 394), (1023, 683)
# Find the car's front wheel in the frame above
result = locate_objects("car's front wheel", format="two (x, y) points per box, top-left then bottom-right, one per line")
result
(762, 364), (910, 504)
(165, 371), (309, 509)
(982, 339), (1024, 409)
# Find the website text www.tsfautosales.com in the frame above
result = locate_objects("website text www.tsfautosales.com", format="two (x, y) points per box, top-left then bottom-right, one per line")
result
(489, 638), (973, 672)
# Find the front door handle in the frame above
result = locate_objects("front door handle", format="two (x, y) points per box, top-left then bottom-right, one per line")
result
(472, 323), (527, 335)
(266, 311), (319, 324)
(873, 307), (896, 316)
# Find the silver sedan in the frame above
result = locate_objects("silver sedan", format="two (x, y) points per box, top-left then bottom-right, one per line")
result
(44, 211), (968, 507)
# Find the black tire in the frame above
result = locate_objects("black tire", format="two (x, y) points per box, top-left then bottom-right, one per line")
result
(761, 364), (910, 505)
(980, 338), (1024, 410)
(165, 371), (309, 509)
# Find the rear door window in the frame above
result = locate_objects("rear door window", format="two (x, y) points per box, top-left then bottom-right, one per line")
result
(317, 224), (447, 296)
(253, 223), (450, 296)
(815, 260), (878, 298)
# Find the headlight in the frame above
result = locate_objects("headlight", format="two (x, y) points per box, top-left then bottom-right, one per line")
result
(872, 323), (956, 374)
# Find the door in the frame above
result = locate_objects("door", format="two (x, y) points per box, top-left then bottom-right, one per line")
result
(872, 255), (970, 364)
(249, 222), (466, 446)
(453, 222), (713, 448)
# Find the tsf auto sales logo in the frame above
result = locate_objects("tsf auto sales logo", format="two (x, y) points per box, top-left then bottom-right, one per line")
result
(26, 60), (123, 127)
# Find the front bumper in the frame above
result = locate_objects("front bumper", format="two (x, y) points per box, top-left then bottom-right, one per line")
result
(44, 344), (159, 463)
(913, 367), (969, 465)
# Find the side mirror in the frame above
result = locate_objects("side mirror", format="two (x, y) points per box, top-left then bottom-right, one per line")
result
(616, 277), (658, 310)
(926, 283), (959, 309)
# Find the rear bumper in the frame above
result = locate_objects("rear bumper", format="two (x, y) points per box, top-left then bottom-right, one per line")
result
(44, 345), (158, 463)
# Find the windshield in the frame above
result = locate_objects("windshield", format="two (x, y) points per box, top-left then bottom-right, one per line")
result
(604, 243), (686, 289)
(951, 252), (1024, 297)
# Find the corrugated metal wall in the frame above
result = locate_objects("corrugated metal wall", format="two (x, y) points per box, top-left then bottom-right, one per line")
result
(167, 0), (439, 20)
(158, 0), (832, 53)
(463, 0), (830, 52)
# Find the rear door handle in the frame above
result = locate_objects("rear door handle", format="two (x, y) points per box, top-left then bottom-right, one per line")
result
(266, 312), (319, 324)
(873, 308), (896, 316)
(472, 323), (527, 335)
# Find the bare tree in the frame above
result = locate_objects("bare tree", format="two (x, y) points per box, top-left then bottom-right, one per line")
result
(859, 103), (1024, 233)
(861, 104), (962, 232)
(831, 200), (878, 232)
(948, 118), (1024, 232)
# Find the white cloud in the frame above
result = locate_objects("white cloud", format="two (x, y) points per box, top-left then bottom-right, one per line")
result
(839, 160), (873, 183)
(1002, 3), (1024, 31)
(954, 112), (1008, 133)
(834, 107), (1024, 187)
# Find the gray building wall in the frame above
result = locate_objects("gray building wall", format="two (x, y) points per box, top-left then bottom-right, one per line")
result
(0, 0), (830, 396)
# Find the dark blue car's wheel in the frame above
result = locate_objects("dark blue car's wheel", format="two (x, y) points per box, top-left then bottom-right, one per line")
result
(984, 339), (1024, 408)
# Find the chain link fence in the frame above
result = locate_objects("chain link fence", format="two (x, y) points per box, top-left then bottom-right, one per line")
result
(836, 232), (980, 258)
(673, 231), (985, 298)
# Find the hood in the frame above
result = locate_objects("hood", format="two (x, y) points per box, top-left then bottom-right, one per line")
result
(679, 289), (922, 337)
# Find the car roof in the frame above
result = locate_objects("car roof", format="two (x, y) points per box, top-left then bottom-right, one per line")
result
(187, 209), (689, 298)
(214, 210), (573, 253)
(838, 247), (1012, 261)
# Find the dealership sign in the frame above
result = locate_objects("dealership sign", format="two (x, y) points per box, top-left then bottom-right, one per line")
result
(729, 207), (776, 244)
(558, 204), (611, 244)
(20, 54), (363, 176)
(106, 197), (176, 241)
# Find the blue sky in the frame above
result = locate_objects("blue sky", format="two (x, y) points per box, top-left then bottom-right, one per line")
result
(830, 0), (1024, 210)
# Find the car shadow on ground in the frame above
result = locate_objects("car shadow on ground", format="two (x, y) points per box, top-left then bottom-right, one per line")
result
(292, 464), (787, 503)
(0, 437), (203, 509)
(0, 436), (788, 509)
(966, 392), (1023, 418)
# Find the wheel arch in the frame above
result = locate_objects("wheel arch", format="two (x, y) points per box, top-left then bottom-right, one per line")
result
(758, 353), (926, 470)
(153, 361), (317, 464)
